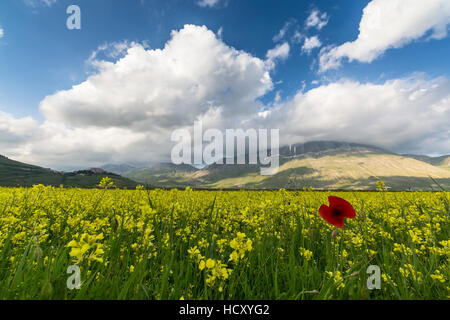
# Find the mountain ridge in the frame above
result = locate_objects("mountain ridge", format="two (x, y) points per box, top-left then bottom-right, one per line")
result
(101, 141), (450, 191)
(2, 141), (449, 190)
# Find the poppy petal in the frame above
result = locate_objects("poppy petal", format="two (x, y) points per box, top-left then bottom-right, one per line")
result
(319, 204), (345, 229)
(319, 204), (330, 220)
(328, 196), (356, 219)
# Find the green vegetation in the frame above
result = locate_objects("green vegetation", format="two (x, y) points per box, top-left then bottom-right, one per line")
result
(0, 155), (137, 188)
(0, 185), (448, 299)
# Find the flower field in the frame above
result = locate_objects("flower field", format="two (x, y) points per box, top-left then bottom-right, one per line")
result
(0, 183), (448, 300)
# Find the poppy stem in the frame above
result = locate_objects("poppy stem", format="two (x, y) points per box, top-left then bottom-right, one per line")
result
(330, 228), (339, 269)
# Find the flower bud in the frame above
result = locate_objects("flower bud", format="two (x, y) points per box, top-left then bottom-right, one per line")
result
(332, 229), (338, 239)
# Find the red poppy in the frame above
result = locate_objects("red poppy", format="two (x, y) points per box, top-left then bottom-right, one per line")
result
(319, 196), (356, 229)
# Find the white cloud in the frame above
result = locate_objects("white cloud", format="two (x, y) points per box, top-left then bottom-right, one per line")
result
(305, 9), (329, 30)
(0, 111), (38, 143)
(1, 25), (273, 169)
(273, 19), (297, 42)
(91, 41), (138, 60)
(302, 36), (321, 54)
(273, 19), (305, 45)
(266, 42), (290, 68)
(23, 0), (57, 7)
(1, 25), (449, 169)
(196, 0), (223, 8)
(3, 72), (450, 167)
(0, 28), (3, 38)
(0, 111), (40, 159)
(41, 25), (272, 130)
(319, 0), (450, 72)
(258, 74), (450, 155)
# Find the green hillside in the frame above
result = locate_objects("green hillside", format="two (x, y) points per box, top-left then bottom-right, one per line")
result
(0, 155), (138, 188)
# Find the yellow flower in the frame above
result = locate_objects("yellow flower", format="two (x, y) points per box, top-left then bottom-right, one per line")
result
(430, 270), (446, 283)
(299, 247), (313, 261)
(188, 246), (204, 262)
(67, 233), (105, 264)
(327, 271), (345, 290)
(206, 259), (216, 269)
(399, 264), (422, 282)
(229, 233), (253, 263)
(98, 177), (115, 189)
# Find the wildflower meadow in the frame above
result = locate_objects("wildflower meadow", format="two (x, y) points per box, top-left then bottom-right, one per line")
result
(0, 180), (448, 300)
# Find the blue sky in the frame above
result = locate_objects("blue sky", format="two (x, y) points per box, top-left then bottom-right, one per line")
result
(0, 0), (449, 168)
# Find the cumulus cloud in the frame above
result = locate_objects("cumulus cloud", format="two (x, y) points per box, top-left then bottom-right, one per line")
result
(3, 72), (450, 167)
(0, 111), (38, 143)
(1, 25), (449, 169)
(319, 0), (450, 72)
(25, 123), (149, 168)
(0, 28), (3, 38)
(302, 36), (321, 54)
(305, 9), (329, 30)
(41, 25), (272, 130)
(258, 74), (450, 155)
(2, 25), (274, 169)
(0, 111), (40, 159)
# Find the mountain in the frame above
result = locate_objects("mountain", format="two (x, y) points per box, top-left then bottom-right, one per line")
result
(118, 141), (450, 191)
(101, 164), (137, 175)
(118, 163), (200, 188)
(3, 141), (450, 190)
(279, 141), (392, 157)
(402, 154), (450, 169)
(0, 155), (138, 188)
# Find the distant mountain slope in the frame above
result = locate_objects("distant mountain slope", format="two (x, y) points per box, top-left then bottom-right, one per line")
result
(0, 155), (138, 188)
(123, 163), (199, 188)
(205, 153), (450, 190)
(3, 141), (449, 190)
(279, 141), (392, 157)
(101, 164), (137, 176)
(403, 154), (450, 169)
(120, 141), (450, 190)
